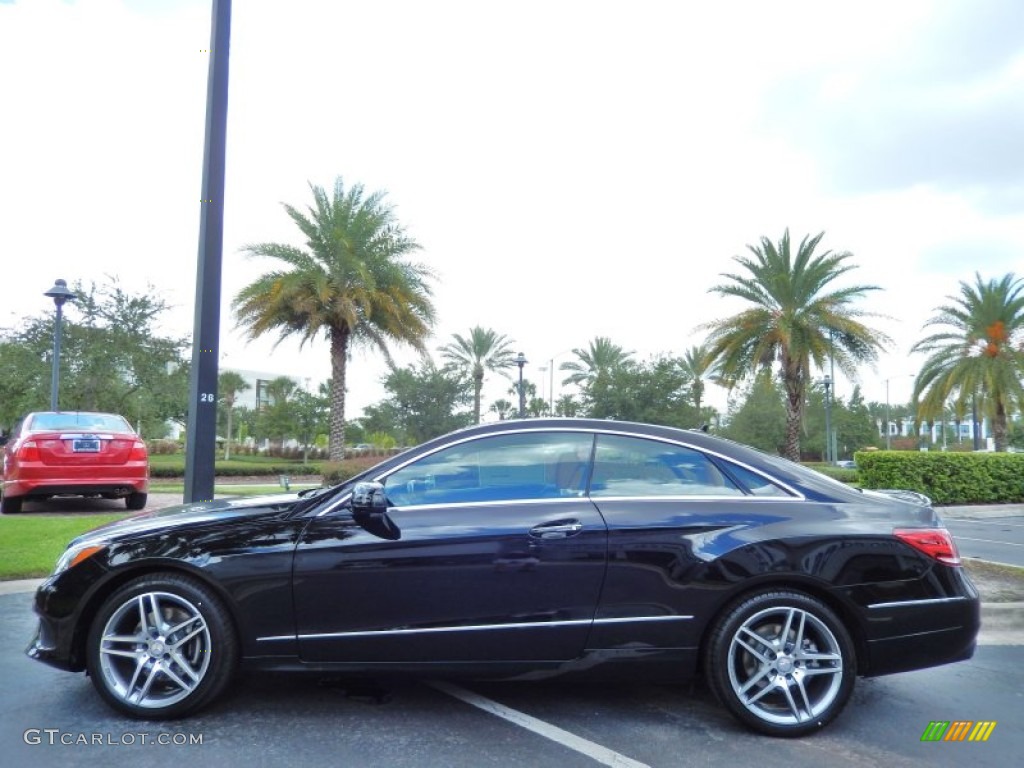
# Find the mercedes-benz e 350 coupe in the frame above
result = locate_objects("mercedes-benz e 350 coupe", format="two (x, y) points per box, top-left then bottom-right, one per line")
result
(27, 419), (979, 736)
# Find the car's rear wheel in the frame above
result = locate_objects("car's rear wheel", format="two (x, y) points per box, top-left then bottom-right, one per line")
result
(705, 590), (855, 737)
(0, 494), (23, 514)
(86, 573), (237, 719)
(126, 492), (147, 511)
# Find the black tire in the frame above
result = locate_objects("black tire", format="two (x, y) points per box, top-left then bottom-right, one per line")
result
(704, 590), (856, 737)
(86, 573), (237, 719)
(126, 492), (148, 511)
(1, 494), (23, 514)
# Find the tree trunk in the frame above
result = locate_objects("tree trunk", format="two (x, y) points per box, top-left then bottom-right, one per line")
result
(993, 399), (1008, 452)
(329, 327), (349, 461)
(781, 363), (803, 462)
(473, 368), (484, 424)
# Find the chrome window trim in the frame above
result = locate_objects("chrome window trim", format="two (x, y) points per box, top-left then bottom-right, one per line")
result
(257, 614), (693, 643)
(317, 425), (802, 517)
(866, 596), (970, 610)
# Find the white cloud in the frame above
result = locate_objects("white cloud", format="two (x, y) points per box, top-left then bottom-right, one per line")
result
(2, 0), (1022, 422)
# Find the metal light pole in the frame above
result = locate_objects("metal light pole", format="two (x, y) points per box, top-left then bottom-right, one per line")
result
(515, 352), (528, 418)
(44, 279), (76, 411)
(823, 374), (832, 463)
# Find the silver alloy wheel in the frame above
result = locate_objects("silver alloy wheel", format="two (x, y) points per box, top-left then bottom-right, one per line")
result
(97, 591), (212, 709)
(726, 605), (844, 726)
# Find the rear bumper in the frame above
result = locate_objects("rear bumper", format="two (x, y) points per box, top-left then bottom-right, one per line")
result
(861, 595), (981, 676)
(4, 467), (148, 499)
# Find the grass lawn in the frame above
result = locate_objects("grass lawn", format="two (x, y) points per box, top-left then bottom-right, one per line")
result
(0, 514), (128, 580)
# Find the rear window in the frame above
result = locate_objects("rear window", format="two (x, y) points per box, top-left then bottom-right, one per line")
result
(27, 413), (133, 433)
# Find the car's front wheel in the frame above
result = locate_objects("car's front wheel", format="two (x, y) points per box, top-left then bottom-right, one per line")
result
(86, 573), (237, 718)
(704, 590), (856, 737)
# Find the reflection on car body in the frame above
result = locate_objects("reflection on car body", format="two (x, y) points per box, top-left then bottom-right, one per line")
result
(26, 418), (978, 737)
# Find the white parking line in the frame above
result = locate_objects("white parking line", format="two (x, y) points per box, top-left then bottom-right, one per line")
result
(429, 681), (650, 768)
(956, 536), (1024, 547)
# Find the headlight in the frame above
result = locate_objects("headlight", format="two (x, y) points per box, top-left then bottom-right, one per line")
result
(53, 542), (106, 576)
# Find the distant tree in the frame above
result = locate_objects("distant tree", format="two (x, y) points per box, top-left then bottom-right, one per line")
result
(559, 337), (633, 389)
(260, 376), (299, 451)
(720, 369), (787, 453)
(912, 273), (1024, 451)
(835, 385), (880, 456)
(553, 394), (582, 417)
(218, 371), (250, 459)
(489, 398), (514, 421)
(440, 326), (517, 424)
(0, 280), (189, 433)
(233, 177), (435, 460)
(367, 361), (472, 444)
(679, 344), (715, 415)
(290, 389), (329, 463)
(527, 397), (550, 418)
(508, 379), (537, 417)
(702, 229), (889, 460)
(585, 356), (699, 428)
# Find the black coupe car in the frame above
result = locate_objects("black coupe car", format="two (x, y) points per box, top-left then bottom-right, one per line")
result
(27, 419), (979, 736)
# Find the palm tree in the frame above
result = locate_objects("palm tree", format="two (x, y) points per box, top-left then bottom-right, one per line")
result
(559, 337), (633, 388)
(679, 344), (715, 417)
(440, 327), (517, 423)
(218, 370), (250, 460)
(489, 398), (514, 421)
(701, 229), (889, 461)
(233, 178), (435, 460)
(911, 273), (1024, 451)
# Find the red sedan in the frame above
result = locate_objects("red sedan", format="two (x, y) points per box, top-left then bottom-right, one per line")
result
(1, 411), (148, 514)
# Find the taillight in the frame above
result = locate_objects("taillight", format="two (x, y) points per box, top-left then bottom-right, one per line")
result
(129, 441), (148, 461)
(894, 528), (961, 565)
(17, 440), (40, 462)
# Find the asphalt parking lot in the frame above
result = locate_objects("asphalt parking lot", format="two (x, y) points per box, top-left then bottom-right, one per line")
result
(2, 501), (1021, 767)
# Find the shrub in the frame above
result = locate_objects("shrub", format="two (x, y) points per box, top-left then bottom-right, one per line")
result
(854, 450), (1024, 505)
(320, 456), (384, 485)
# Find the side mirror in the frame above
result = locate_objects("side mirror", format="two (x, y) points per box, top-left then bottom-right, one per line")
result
(351, 481), (388, 513)
(350, 481), (400, 541)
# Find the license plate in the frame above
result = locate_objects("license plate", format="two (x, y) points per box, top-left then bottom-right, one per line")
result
(72, 438), (101, 452)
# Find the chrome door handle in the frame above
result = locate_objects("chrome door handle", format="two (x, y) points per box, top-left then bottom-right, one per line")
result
(529, 520), (583, 539)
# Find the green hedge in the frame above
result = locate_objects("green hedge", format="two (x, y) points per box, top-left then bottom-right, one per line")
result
(149, 463), (322, 479)
(803, 463), (859, 484)
(320, 460), (375, 485)
(854, 450), (1024, 504)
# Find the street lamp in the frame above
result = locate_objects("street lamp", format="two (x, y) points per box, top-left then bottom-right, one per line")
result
(44, 278), (76, 411)
(823, 374), (832, 463)
(515, 352), (528, 418)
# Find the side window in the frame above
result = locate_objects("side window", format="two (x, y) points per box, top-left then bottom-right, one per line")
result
(383, 432), (593, 507)
(721, 462), (792, 497)
(590, 435), (744, 498)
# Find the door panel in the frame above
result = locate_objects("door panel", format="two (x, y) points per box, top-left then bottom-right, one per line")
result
(293, 499), (606, 662)
(293, 431), (606, 663)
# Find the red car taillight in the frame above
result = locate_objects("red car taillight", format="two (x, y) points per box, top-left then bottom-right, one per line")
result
(894, 528), (961, 566)
(129, 440), (148, 461)
(17, 440), (41, 462)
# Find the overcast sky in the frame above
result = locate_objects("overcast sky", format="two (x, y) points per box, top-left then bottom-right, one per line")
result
(2, 0), (1022, 419)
